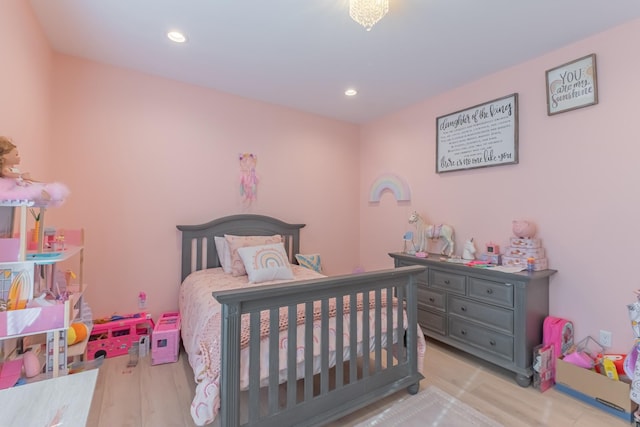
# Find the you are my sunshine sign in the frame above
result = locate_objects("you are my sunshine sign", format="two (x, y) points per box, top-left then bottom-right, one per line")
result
(546, 54), (598, 116)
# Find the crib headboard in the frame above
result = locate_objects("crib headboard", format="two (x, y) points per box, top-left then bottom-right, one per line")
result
(176, 214), (305, 282)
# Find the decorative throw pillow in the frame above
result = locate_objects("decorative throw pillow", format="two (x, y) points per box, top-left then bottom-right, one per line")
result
(237, 243), (294, 283)
(295, 253), (322, 273)
(225, 234), (283, 276)
(214, 236), (232, 273)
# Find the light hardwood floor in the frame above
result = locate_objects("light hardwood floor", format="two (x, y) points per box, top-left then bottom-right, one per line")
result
(87, 338), (631, 426)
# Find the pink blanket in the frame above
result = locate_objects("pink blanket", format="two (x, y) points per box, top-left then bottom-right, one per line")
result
(240, 293), (396, 350)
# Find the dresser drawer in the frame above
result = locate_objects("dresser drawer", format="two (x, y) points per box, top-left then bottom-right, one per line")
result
(468, 277), (514, 308)
(418, 309), (446, 335)
(430, 270), (466, 294)
(448, 296), (514, 334)
(418, 287), (445, 311)
(449, 317), (514, 361)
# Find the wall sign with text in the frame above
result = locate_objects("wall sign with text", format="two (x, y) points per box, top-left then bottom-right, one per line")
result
(436, 93), (519, 173)
(546, 54), (598, 116)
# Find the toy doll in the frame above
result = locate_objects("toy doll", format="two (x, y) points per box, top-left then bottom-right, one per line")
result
(0, 136), (69, 205)
(239, 153), (258, 203)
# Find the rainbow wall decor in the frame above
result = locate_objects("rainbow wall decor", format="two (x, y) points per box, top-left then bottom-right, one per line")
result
(369, 173), (411, 203)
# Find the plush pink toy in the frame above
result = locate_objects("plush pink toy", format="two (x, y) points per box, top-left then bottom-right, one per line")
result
(22, 350), (41, 378)
(0, 136), (69, 206)
(512, 220), (537, 238)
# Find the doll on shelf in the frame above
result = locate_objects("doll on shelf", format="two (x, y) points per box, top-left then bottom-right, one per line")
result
(0, 136), (69, 205)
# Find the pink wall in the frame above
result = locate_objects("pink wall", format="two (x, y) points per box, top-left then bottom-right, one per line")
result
(2, 0), (361, 326)
(359, 19), (640, 352)
(47, 55), (361, 320)
(5, 0), (640, 353)
(0, 0), (52, 176)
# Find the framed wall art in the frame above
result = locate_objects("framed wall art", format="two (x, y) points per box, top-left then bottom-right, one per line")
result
(436, 93), (518, 173)
(546, 54), (598, 116)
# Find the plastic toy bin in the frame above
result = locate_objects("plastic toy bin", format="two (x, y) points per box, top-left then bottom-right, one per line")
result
(151, 312), (181, 365)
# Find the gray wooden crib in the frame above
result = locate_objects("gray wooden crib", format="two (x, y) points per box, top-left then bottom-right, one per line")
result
(178, 214), (425, 427)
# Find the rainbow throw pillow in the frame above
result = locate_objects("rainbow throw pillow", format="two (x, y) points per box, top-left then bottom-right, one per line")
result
(237, 243), (294, 283)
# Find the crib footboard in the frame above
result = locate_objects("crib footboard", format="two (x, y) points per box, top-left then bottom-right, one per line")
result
(214, 265), (426, 427)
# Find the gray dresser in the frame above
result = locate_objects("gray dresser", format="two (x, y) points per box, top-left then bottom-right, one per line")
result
(389, 252), (556, 386)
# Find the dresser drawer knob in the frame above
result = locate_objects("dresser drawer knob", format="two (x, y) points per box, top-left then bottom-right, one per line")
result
(460, 306), (467, 312)
(460, 329), (467, 335)
(486, 289), (493, 294)
(428, 297), (435, 303)
(444, 279), (450, 285)
(489, 340), (496, 346)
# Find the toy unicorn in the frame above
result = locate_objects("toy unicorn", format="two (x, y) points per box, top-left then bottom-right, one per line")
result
(408, 211), (455, 256)
(462, 238), (476, 260)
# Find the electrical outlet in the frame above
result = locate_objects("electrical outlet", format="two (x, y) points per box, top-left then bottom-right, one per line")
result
(600, 330), (612, 348)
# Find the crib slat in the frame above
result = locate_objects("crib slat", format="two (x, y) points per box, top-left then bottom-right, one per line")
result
(374, 288), (382, 372)
(406, 274), (419, 376)
(396, 285), (406, 364)
(335, 296), (344, 389)
(304, 301), (314, 400)
(268, 307), (280, 414)
(362, 291), (370, 377)
(248, 311), (261, 423)
(320, 298), (329, 395)
(286, 304), (297, 408)
(196, 238), (204, 273)
(386, 286), (393, 368)
(349, 292), (357, 384)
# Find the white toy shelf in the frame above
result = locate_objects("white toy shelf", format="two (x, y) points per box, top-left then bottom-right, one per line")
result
(0, 200), (86, 379)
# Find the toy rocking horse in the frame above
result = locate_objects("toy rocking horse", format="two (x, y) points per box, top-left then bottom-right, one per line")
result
(408, 211), (455, 256)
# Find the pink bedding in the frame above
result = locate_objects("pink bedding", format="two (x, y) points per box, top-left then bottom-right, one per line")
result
(179, 266), (426, 426)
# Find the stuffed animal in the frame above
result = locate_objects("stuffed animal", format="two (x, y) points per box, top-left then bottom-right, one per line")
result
(512, 220), (537, 238)
(22, 351), (40, 377)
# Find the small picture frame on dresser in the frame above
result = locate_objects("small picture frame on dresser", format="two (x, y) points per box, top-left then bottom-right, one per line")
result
(486, 243), (499, 254)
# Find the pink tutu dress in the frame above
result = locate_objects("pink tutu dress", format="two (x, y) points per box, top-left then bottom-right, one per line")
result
(0, 177), (70, 207)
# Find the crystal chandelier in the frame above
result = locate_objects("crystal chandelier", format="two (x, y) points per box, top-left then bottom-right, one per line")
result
(349, 0), (389, 31)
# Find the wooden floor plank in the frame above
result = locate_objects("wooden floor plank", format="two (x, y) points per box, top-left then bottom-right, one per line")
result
(103, 359), (143, 426)
(141, 360), (193, 426)
(86, 338), (632, 426)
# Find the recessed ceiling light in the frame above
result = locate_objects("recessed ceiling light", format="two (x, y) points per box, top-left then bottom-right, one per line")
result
(345, 88), (358, 96)
(167, 31), (187, 43)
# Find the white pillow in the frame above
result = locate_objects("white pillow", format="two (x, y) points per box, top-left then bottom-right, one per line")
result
(214, 236), (232, 273)
(225, 234), (283, 277)
(237, 243), (294, 284)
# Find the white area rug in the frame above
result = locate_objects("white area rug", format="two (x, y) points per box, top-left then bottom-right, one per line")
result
(355, 385), (503, 427)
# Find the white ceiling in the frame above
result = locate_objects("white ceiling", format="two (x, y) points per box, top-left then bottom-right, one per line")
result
(28, 0), (640, 124)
